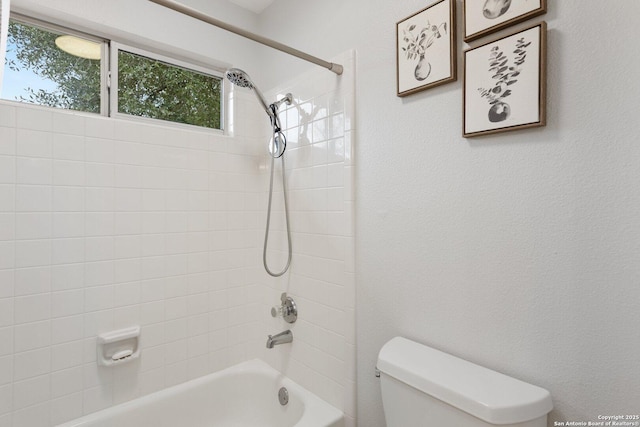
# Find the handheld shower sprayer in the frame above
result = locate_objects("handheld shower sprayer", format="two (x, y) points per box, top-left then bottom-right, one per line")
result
(225, 68), (271, 117)
(225, 67), (294, 277)
(225, 68), (291, 121)
(225, 68), (292, 157)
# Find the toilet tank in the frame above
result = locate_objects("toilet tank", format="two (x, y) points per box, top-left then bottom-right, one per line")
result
(377, 337), (553, 427)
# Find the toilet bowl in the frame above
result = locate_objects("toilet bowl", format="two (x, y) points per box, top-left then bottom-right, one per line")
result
(377, 337), (553, 426)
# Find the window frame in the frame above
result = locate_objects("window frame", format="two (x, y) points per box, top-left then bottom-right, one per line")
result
(110, 42), (226, 132)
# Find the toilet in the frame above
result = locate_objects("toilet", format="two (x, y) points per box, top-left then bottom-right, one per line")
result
(377, 337), (553, 427)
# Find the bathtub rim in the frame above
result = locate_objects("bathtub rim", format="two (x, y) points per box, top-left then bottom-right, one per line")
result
(56, 358), (344, 427)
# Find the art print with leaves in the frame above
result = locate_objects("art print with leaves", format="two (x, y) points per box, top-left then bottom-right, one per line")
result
(477, 36), (530, 123)
(464, 22), (546, 137)
(396, 0), (456, 97)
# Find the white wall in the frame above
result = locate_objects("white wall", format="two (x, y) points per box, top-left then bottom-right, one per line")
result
(259, 0), (640, 426)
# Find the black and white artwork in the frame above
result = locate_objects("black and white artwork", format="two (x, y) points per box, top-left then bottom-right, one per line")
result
(396, 0), (456, 97)
(464, 23), (546, 137)
(464, 0), (546, 42)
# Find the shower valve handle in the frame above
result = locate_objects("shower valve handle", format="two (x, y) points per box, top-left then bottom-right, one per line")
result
(271, 293), (297, 324)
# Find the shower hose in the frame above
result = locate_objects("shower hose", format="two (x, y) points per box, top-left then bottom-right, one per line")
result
(263, 109), (292, 277)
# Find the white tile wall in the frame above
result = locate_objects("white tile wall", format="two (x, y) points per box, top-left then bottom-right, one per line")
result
(0, 96), (266, 425)
(253, 50), (357, 425)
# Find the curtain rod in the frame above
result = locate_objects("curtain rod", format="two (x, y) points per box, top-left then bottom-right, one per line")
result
(148, 0), (343, 75)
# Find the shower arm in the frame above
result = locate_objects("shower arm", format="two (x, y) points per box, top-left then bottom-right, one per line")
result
(148, 0), (343, 75)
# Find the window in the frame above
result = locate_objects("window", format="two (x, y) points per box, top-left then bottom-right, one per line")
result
(2, 16), (223, 130)
(113, 46), (222, 130)
(2, 18), (105, 114)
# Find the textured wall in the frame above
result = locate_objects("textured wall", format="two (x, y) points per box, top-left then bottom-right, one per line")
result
(258, 0), (640, 425)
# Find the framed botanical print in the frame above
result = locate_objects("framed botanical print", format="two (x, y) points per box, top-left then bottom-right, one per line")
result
(396, 0), (457, 97)
(464, 0), (547, 42)
(463, 22), (547, 137)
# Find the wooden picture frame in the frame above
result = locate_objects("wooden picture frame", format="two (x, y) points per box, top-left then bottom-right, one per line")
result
(463, 22), (547, 138)
(396, 0), (457, 97)
(463, 0), (547, 43)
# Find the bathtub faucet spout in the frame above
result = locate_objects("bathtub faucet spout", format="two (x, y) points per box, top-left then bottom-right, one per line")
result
(266, 330), (293, 348)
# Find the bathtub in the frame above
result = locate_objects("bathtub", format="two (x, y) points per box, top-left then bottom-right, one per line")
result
(58, 359), (344, 427)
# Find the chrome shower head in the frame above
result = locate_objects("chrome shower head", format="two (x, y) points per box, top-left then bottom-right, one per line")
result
(225, 68), (271, 117)
(226, 67), (293, 158)
(225, 68), (253, 89)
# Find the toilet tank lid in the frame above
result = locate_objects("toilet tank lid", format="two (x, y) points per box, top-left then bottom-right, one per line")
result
(377, 337), (553, 425)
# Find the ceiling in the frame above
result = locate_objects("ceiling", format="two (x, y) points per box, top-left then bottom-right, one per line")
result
(227, 0), (275, 13)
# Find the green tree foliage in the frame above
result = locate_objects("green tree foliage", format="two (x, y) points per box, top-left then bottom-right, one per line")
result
(118, 51), (221, 129)
(7, 20), (222, 129)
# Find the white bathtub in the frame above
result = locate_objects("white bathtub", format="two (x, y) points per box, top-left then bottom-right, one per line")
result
(58, 359), (344, 427)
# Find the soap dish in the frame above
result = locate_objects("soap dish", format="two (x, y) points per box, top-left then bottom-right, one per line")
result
(97, 326), (141, 366)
